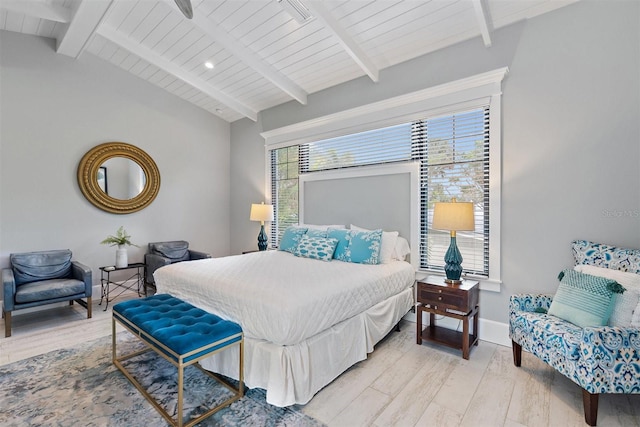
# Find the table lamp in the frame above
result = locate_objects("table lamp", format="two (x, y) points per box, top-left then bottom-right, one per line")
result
(250, 202), (274, 251)
(432, 198), (475, 283)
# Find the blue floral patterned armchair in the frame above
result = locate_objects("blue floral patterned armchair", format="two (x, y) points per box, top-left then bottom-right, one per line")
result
(509, 240), (640, 426)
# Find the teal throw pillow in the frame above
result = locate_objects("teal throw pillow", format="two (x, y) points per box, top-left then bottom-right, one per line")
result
(294, 236), (338, 261)
(548, 269), (625, 327)
(278, 226), (308, 253)
(328, 229), (350, 261)
(306, 229), (328, 238)
(344, 229), (383, 265)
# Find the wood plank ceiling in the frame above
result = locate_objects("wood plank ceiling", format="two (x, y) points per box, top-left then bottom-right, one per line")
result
(0, 0), (578, 123)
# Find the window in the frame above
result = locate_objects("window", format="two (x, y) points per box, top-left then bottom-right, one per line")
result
(270, 146), (302, 242)
(263, 67), (506, 288)
(412, 109), (489, 275)
(269, 108), (490, 277)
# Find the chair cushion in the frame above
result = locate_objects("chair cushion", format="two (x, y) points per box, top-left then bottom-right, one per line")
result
(514, 311), (584, 361)
(11, 250), (72, 285)
(150, 241), (190, 262)
(15, 278), (86, 303)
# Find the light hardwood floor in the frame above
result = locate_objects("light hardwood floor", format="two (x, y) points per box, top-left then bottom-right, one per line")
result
(2, 296), (639, 427)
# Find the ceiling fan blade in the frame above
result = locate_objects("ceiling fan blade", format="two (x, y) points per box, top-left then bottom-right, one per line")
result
(174, 0), (193, 19)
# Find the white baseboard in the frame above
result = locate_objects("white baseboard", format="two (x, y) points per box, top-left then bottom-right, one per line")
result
(403, 310), (510, 347)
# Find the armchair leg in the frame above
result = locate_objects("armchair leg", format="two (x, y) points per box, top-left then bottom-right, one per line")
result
(4, 311), (11, 338)
(512, 340), (522, 367)
(582, 390), (598, 426)
(73, 297), (92, 319)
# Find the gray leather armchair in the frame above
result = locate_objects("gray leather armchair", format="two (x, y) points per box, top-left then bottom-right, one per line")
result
(145, 241), (211, 286)
(2, 249), (92, 337)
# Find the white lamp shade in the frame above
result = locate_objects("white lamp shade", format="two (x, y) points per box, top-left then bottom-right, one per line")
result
(432, 201), (474, 231)
(250, 203), (274, 222)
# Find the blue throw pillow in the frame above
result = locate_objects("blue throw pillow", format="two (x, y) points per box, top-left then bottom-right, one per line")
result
(328, 229), (349, 261)
(306, 229), (328, 238)
(548, 269), (625, 327)
(278, 226), (308, 253)
(344, 229), (383, 265)
(294, 236), (338, 261)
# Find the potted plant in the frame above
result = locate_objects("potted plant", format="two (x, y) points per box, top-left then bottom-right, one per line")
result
(101, 226), (138, 268)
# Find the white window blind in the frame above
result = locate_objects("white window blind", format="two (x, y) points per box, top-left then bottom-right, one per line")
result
(412, 108), (490, 275)
(269, 107), (490, 277)
(270, 145), (302, 243)
(306, 123), (412, 171)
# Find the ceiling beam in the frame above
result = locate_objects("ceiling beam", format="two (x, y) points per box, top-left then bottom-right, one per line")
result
(162, 0), (307, 105)
(0, 0), (71, 23)
(305, 1), (379, 82)
(472, 0), (493, 48)
(57, 0), (113, 59)
(96, 25), (258, 121)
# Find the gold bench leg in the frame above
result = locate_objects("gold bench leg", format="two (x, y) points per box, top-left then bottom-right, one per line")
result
(112, 315), (244, 427)
(178, 363), (184, 427)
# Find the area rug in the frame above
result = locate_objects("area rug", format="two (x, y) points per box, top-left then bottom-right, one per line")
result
(0, 334), (324, 426)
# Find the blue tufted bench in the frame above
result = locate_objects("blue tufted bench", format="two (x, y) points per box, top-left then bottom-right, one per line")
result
(112, 294), (243, 427)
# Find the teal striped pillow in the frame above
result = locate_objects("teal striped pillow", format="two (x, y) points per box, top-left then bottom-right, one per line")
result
(548, 269), (624, 327)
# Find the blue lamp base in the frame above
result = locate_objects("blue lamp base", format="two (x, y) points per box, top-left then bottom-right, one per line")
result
(444, 235), (463, 283)
(257, 224), (268, 251)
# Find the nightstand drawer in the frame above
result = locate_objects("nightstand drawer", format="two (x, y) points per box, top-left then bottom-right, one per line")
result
(419, 289), (465, 310)
(417, 279), (478, 314)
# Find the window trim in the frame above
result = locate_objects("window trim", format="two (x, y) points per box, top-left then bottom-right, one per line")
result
(262, 68), (507, 292)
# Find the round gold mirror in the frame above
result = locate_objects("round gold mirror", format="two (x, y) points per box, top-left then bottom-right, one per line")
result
(77, 142), (160, 214)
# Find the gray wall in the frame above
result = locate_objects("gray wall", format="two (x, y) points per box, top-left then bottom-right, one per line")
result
(230, 0), (640, 323)
(0, 31), (231, 286)
(230, 117), (267, 254)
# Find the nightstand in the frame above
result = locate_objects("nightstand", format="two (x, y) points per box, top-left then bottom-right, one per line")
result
(416, 275), (479, 359)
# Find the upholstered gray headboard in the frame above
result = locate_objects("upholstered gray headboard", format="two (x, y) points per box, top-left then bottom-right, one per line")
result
(299, 162), (420, 268)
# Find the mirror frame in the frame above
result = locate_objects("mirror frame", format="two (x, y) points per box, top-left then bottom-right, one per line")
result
(77, 142), (160, 214)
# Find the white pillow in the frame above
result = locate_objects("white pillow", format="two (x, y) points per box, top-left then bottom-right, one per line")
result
(632, 302), (640, 327)
(350, 224), (398, 264)
(300, 224), (346, 230)
(574, 265), (640, 327)
(393, 237), (411, 261)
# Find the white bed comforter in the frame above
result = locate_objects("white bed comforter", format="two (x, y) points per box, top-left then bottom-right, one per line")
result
(154, 250), (414, 345)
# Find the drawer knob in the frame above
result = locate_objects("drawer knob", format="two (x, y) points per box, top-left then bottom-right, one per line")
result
(438, 296), (442, 301)
(438, 290), (442, 293)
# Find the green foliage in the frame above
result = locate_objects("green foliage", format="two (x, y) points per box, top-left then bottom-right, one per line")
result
(100, 226), (138, 247)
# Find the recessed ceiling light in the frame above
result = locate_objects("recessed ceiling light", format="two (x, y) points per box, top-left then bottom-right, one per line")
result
(204, 61), (214, 69)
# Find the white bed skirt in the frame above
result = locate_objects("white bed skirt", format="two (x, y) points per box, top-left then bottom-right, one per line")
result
(199, 286), (413, 407)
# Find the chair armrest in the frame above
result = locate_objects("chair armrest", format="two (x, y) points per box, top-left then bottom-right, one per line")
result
(188, 250), (211, 260)
(509, 294), (553, 314)
(2, 268), (16, 312)
(579, 326), (640, 393)
(71, 261), (93, 297)
(145, 253), (172, 284)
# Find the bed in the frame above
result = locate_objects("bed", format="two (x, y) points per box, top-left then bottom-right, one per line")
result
(154, 163), (420, 407)
(155, 250), (414, 406)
